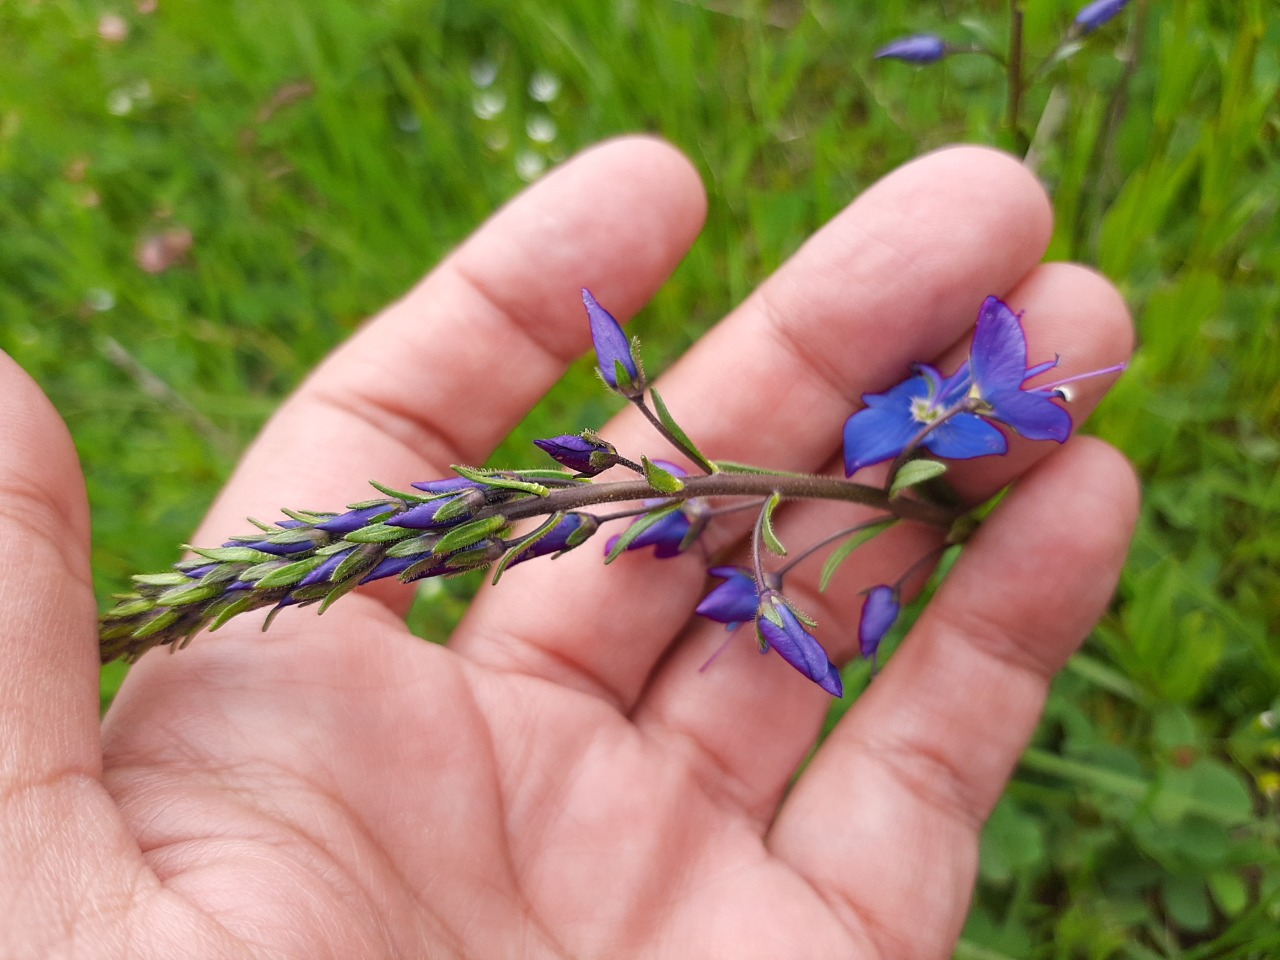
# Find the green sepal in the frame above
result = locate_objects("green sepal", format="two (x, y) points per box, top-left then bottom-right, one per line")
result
(452, 464), (549, 497)
(889, 458), (949, 498)
(433, 516), (508, 555)
(564, 514), (598, 548)
(343, 522), (417, 544)
(317, 575), (362, 615)
(333, 543), (380, 581)
(236, 559), (290, 583)
(711, 460), (810, 478)
(227, 526), (318, 547)
(650, 388), (717, 474)
(385, 533), (439, 559)
(252, 556), (327, 590)
(280, 508), (329, 525)
(642, 456), (686, 494)
(502, 469), (588, 485)
(612, 357), (635, 393)
(490, 513), (565, 585)
(818, 519), (896, 592)
(432, 494), (478, 523)
(760, 492), (787, 557)
(604, 504), (680, 563)
(367, 479), (430, 503)
(188, 545), (278, 564)
(206, 594), (268, 632)
(154, 582), (226, 607)
(342, 497), (399, 513)
(758, 597), (786, 630)
(131, 572), (192, 588)
(133, 609), (183, 639)
(103, 597), (154, 618)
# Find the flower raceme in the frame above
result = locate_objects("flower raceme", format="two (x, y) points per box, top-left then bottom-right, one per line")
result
(843, 296), (1126, 476)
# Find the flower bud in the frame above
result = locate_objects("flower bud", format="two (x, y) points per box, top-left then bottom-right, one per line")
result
(695, 567), (759, 629)
(533, 433), (620, 476)
(874, 34), (947, 64)
(582, 288), (641, 395)
(1073, 0), (1129, 34)
(756, 593), (843, 697)
(859, 585), (901, 663)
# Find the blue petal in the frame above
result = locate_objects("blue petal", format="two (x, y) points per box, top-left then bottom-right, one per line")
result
(858, 586), (900, 659)
(970, 296), (1029, 395)
(984, 387), (1072, 442)
(923, 411), (1008, 460)
(843, 375), (931, 475)
(696, 567), (759, 624)
(873, 34), (947, 64)
(758, 603), (843, 697)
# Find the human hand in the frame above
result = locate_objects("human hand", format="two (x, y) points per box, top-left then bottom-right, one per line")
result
(1, 138), (1135, 959)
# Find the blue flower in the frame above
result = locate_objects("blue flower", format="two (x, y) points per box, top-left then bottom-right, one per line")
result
(965, 296), (1072, 443)
(757, 594), (843, 697)
(582, 288), (640, 391)
(843, 296), (1082, 475)
(874, 34), (948, 64)
(533, 433), (619, 476)
(1074, 0), (1130, 33)
(696, 566), (759, 629)
(858, 585), (900, 665)
(314, 504), (396, 534)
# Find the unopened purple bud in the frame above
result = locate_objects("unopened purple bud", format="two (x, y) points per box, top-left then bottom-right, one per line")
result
(1074, 0), (1129, 33)
(756, 596), (843, 697)
(386, 489), (484, 529)
(222, 538), (314, 557)
(410, 477), (485, 494)
(315, 504), (395, 534)
(582, 288), (640, 391)
(605, 509), (692, 559)
(298, 547), (355, 587)
(358, 554), (420, 584)
(533, 434), (620, 476)
(859, 585), (900, 662)
(696, 567), (759, 629)
(509, 513), (598, 566)
(874, 34), (947, 64)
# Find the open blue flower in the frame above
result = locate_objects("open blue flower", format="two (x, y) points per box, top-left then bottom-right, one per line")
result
(757, 594), (843, 697)
(843, 296), (1084, 475)
(1074, 0), (1130, 33)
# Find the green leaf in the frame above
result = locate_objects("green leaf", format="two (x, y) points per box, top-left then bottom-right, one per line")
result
(132, 609), (182, 639)
(206, 594), (267, 632)
(333, 544), (379, 581)
(367, 479), (429, 502)
(131, 572), (193, 588)
(819, 520), (896, 591)
(650, 388), (716, 473)
(642, 455), (685, 494)
(490, 513), (564, 585)
(760, 492), (786, 556)
(889, 458), (948, 498)
(385, 533), (439, 558)
(604, 505), (680, 563)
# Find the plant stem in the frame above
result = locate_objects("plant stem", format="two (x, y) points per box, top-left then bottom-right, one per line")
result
(1006, 0), (1027, 148)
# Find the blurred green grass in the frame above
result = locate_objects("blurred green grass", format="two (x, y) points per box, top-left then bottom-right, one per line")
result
(1, 0), (1278, 956)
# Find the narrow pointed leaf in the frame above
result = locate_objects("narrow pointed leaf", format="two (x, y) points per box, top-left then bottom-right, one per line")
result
(604, 504), (681, 563)
(889, 458), (949, 498)
(432, 516), (509, 555)
(651, 388), (717, 474)
(452, 464), (549, 497)
(761, 492), (786, 557)
(819, 519), (897, 591)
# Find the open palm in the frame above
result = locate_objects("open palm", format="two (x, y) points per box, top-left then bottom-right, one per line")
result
(2, 139), (1136, 959)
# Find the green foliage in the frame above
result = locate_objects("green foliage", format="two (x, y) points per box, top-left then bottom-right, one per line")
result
(3, 0), (1278, 955)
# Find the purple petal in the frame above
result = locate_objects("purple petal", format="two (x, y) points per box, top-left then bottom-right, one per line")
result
(298, 548), (354, 587)
(970, 296), (1029, 395)
(859, 586), (900, 660)
(758, 602), (843, 697)
(921, 411), (1008, 461)
(583, 288), (638, 387)
(411, 477), (484, 494)
(1074, 0), (1129, 33)
(385, 498), (462, 529)
(696, 567), (759, 625)
(983, 388), (1072, 442)
(358, 554), (420, 584)
(843, 375), (932, 475)
(315, 504), (394, 534)
(874, 34), (947, 64)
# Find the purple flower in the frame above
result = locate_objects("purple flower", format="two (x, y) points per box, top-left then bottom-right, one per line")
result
(298, 547), (356, 587)
(1074, 0), (1130, 33)
(858, 585), (900, 664)
(582, 288), (640, 391)
(843, 363), (1007, 474)
(411, 477), (485, 494)
(756, 594), (843, 697)
(385, 490), (483, 529)
(533, 433), (619, 476)
(843, 296), (1089, 475)
(696, 567), (759, 629)
(874, 34), (948, 64)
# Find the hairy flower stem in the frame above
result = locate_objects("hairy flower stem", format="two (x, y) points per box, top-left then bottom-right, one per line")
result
(495, 472), (956, 528)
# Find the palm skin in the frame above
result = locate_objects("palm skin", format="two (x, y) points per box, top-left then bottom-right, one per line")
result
(0, 139), (1136, 959)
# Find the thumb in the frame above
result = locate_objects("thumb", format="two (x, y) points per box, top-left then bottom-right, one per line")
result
(0, 351), (100, 786)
